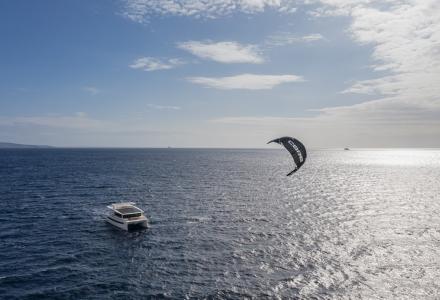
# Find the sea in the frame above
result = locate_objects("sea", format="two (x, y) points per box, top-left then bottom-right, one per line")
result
(0, 148), (439, 299)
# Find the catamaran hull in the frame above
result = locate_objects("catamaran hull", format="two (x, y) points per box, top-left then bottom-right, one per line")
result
(106, 216), (148, 231)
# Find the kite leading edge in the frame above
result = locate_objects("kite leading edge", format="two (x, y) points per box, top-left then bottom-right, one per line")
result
(268, 136), (307, 176)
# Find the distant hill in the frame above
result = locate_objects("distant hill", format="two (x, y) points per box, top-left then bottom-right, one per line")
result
(0, 142), (53, 149)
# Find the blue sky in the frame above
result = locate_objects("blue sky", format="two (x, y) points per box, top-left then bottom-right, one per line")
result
(1, 0), (439, 147)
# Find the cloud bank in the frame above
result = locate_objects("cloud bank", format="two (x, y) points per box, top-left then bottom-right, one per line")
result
(122, 0), (297, 22)
(312, 0), (440, 121)
(193, 0), (440, 147)
(187, 73), (304, 89)
(0, 113), (110, 131)
(29, 0), (437, 147)
(209, 0), (440, 146)
(125, 0), (440, 122)
(147, 104), (181, 110)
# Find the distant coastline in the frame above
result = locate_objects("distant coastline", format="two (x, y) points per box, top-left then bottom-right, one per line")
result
(0, 142), (54, 149)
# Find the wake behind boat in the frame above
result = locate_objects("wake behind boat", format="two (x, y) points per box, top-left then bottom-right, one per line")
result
(106, 202), (148, 230)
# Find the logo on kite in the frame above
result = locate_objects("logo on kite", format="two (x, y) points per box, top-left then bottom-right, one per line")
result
(268, 136), (307, 176)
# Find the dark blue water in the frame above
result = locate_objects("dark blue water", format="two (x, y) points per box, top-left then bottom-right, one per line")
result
(1, 149), (440, 299)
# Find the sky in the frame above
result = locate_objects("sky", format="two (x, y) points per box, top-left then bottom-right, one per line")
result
(0, 0), (439, 148)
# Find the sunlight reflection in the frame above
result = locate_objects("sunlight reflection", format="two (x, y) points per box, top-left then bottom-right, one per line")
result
(346, 149), (440, 166)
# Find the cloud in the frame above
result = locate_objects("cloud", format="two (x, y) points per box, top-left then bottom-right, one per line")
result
(0, 113), (168, 134)
(210, 105), (440, 147)
(0, 114), (110, 130)
(83, 86), (100, 95)
(297, 0), (440, 131)
(147, 104), (181, 110)
(265, 33), (325, 47)
(210, 0), (440, 147)
(187, 73), (304, 90)
(177, 41), (264, 64)
(123, 0), (440, 136)
(129, 57), (184, 71)
(75, 112), (88, 118)
(0, 114), (188, 147)
(122, 0), (297, 22)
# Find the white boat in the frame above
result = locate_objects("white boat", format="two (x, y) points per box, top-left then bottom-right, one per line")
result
(106, 202), (148, 230)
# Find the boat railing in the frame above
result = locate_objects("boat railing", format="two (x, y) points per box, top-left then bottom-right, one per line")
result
(125, 215), (146, 221)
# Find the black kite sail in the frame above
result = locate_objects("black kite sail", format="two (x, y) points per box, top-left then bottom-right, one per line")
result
(268, 136), (307, 176)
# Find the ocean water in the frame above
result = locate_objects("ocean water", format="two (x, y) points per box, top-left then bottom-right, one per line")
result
(1, 148), (440, 299)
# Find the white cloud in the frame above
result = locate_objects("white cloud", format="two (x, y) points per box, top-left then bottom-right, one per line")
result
(266, 33), (325, 46)
(208, 0), (440, 147)
(83, 86), (100, 95)
(75, 112), (88, 118)
(122, 0), (297, 22)
(0, 114), (110, 130)
(0, 113), (171, 134)
(123, 0), (440, 139)
(0, 114), (188, 147)
(187, 73), (304, 89)
(301, 0), (440, 131)
(147, 104), (181, 110)
(210, 106), (440, 147)
(178, 41), (264, 64)
(129, 57), (184, 71)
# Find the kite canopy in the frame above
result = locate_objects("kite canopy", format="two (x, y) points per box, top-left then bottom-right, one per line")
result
(268, 136), (307, 176)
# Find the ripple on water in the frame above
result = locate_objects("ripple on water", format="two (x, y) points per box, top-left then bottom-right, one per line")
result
(0, 149), (440, 299)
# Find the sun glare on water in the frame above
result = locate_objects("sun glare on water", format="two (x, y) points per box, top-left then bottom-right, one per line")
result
(345, 149), (440, 167)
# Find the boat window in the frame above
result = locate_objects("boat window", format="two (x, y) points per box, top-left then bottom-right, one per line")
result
(123, 213), (141, 218)
(114, 212), (122, 218)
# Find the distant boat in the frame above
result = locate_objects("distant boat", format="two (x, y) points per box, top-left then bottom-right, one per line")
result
(106, 202), (148, 230)
(344, 147), (350, 150)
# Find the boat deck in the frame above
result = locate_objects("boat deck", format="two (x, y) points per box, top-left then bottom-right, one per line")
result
(116, 206), (142, 214)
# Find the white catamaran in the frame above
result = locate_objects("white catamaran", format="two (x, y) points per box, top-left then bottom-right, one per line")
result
(106, 202), (148, 230)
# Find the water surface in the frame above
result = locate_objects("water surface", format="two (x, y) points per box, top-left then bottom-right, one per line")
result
(1, 149), (439, 299)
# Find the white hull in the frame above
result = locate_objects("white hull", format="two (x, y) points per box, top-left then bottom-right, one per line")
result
(106, 216), (148, 231)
